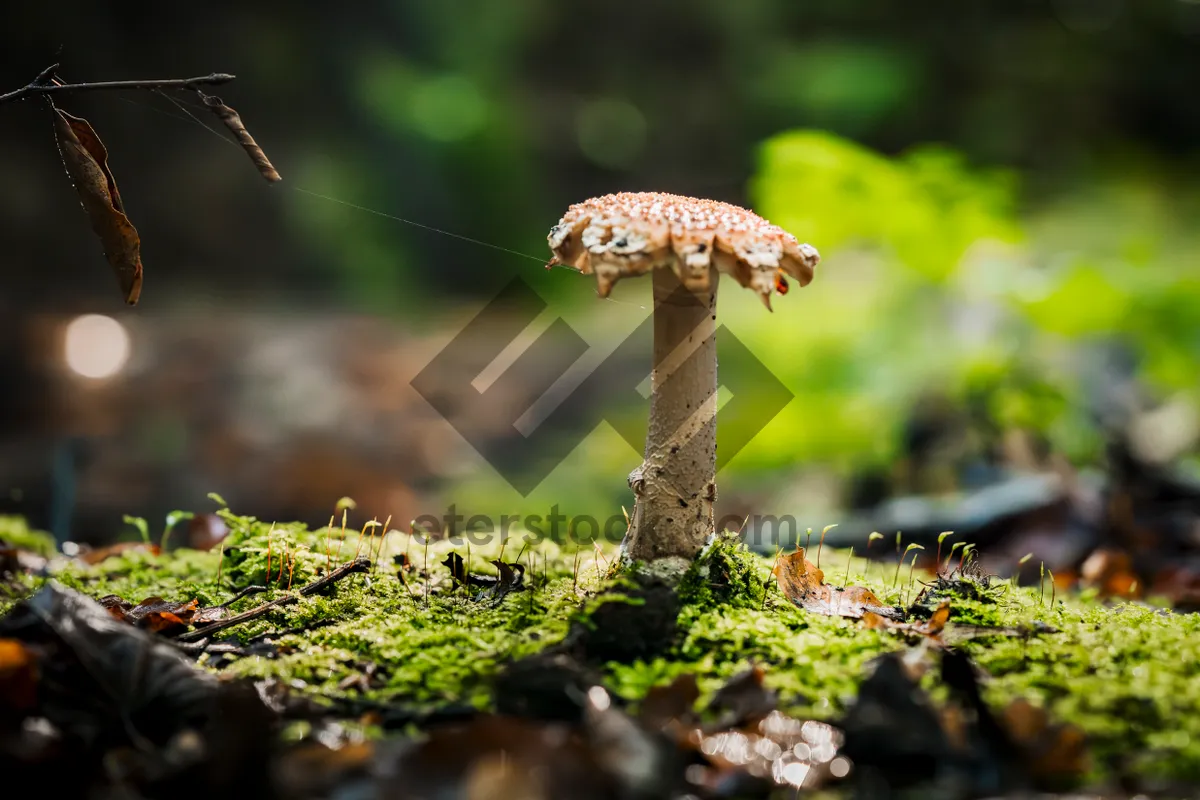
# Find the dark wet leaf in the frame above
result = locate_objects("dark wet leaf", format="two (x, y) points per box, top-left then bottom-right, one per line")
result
(485, 558), (526, 600)
(840, 652), (950, 789)
(705, 665), (779, 730)
(0, 638), (38, 714)
(862, 601), (952, 641)
(378, 688), (676, 800)
(275, 740), (375, 799)
(1001, 699), (1089, 784)
(0, 583), (218, 746)
(841, 648), (1088, 795)
(94, 595), (201, 637)
(941, 648), (1089, 788)
(638, 673), (699, 733)
(126, 597), (198, 626)
(443, 553), (526, 602)
(773, 548), (901, 620)
(51, 108), (143, 304)
(493, 653), (600, 723)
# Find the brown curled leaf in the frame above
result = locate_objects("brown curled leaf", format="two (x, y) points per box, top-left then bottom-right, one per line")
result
(862, 601), (952, 641)
(1002, 698), (1089, 783)
(51, 107), (143, 304)
(772, 548), (901, 620)
(199, 93), (281, 182)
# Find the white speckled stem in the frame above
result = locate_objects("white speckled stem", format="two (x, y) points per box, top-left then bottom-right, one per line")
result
(622, 267), (718, 563)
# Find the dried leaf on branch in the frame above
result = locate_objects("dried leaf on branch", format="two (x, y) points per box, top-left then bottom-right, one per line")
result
(51, 108), (143, 304)
(198, 92), (281, 182)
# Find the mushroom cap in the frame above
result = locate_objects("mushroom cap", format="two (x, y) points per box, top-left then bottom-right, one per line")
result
(547, 191), (819, 308)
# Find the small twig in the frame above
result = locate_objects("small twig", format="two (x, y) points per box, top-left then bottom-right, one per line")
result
(178, 557), (370, 642)
(0, 68), (234, 106)
(216, 585), (268, 608)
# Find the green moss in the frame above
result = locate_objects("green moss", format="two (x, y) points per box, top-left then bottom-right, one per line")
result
(7, 513), (1200, 785)
(0, 516), (56, 556)
(678, 532), (766, 609)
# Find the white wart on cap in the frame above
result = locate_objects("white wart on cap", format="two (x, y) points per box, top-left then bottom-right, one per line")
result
(547, 191), (819, 308)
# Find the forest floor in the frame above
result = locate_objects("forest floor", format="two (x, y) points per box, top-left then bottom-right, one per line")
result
(2, 509), (1199, 798)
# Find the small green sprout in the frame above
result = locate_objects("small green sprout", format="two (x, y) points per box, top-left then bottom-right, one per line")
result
(816, 523), (837, 568)
(161, 510), (194, 551)
(936, 530), (956, 565)
(894, 543), (924, 590)
(123, 515), (150, 546)
(945, 540), (966, 572)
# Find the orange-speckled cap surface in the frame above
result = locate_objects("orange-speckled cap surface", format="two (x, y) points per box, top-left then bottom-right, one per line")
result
(547, 192), (819, 308)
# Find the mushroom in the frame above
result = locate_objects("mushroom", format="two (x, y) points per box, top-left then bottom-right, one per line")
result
(547, 192), (820, 564)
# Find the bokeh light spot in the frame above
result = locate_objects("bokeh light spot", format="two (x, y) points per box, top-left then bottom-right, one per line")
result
(64, 315), (130, 379)
(575, 98), (647, 169)
(410, 75), (487, 142)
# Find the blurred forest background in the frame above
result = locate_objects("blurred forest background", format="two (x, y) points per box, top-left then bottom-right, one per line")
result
(2, 1), (1199, 559)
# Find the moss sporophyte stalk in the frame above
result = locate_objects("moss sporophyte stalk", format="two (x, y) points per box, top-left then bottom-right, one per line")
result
(5, 512), (1199, 784)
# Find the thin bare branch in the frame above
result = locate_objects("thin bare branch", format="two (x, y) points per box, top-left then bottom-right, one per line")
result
(0, 66), (235, 106)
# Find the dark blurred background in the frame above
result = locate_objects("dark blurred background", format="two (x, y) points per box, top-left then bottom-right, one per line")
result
(2, 2), (1199, 580)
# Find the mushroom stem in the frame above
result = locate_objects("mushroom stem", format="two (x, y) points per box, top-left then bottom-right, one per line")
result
(623, 267), (718, 563)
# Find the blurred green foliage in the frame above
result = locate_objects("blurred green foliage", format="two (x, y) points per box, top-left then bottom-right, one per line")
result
(449, 128), (1200, 519)
(6, 1), (1200, 528)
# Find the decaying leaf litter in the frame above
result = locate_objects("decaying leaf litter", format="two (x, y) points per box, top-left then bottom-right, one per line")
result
(4, 510), (1200, 798)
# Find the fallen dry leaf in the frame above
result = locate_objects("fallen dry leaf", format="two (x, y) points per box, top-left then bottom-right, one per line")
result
(773, 548), (900, 620)
(96, 595), (199, 636)
(638, 674), (699, 734)
(78, 541), (160, 565)
(863, 601), (952, 641)
(51, 107), (143, 304)
(1002, 698), (1090, 784)
(1080, 548), (1141, 599)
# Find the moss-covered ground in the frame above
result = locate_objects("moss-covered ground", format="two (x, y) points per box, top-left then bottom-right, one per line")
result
(3, 511), (1199, 786)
